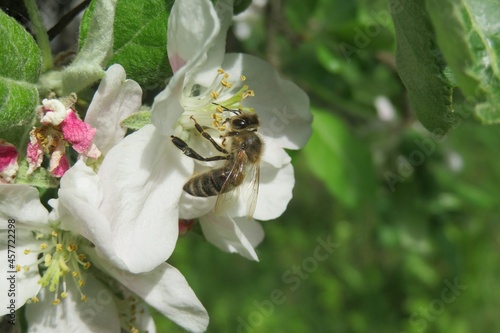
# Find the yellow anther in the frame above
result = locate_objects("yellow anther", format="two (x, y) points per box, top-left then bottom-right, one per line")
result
(78, 279), (85, 287)
(221, 80), (232, 88)
(59, 258), (70, 273)
(45, 253), (52, 265)
(72, 271), (79, 277)
(53, 299), (61, 305)
(78, 254), (87, 261)
(31, 296), (39, 303)
(56, 243), (63, 251)
(24, 249), (31, 255)
(15, 265), (21, 272)
(84, 262), (91, 269)
(61, 292), (68, 299)
(67, 243), (78, 252)
(51, 230), (58, 237)
(240, 75), (246, 81)
(40, 243), (48, 250)
(217, 68), (224, 74)
(216, 106), (224, 112)
(243, 90), (255, 98)
(81, 295), (87, 302)
(210, 91), (220, 99)
(24, 266), (30, 272)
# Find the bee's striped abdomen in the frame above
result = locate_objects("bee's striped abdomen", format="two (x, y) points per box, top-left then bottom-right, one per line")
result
(183, 169), (225, 197)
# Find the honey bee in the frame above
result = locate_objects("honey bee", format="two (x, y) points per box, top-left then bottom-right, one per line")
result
(171, 109), (263, 217)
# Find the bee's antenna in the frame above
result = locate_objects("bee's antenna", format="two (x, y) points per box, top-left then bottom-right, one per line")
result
(212, 102), (242, 115)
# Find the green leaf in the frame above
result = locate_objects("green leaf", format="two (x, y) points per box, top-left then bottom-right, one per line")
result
(121, 109), (151, 130)
(78, 0), (97, 48)
(302, 108), (375, 208)
(233, 0), (252, 15)
(0, 10), (41, 146)
(0, 10), (41, 82)
(426, 0), (500, 124)
(389, 0), (454, 134)
(62, 0), (117, 94)
(107, 0), (172, 90)
(15, 159), (59, 188)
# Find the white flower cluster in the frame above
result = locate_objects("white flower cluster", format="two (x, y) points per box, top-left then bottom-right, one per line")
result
(0, 0), (311, 332)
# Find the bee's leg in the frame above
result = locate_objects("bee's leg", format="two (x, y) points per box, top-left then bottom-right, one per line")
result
(190, 116), (229, 154)
(171, 136), (229, 162)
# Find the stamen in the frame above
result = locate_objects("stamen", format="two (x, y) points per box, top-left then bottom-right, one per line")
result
(243, 90), (255, 99)
(24, 228), (92, 307)
(221, 79), (232, 88)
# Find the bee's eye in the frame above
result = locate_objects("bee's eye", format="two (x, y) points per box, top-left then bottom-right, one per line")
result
(232, 118), (247, 128)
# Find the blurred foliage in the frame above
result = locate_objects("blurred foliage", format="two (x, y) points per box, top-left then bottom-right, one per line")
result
(157, 0), (500, 332)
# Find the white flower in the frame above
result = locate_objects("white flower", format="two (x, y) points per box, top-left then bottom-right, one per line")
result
(98, 0), (312, 263)
(84, 64), (142, 157)
(0, 162), (208, 332)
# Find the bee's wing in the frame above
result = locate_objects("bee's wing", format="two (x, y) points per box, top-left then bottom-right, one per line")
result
(242, 162), (260, 219)
(214, 151), (260, 219)
(214, 150), (246, 215)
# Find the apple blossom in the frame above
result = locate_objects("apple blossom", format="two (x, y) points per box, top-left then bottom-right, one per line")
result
(98, 0), (311, 265)
(27, 97), (101, 177)
(0, 161), (208, 333)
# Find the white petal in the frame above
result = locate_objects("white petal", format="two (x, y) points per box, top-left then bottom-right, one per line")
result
(58, 161), (103, 209)
(200, 213), (260, 261)
(25, 275), (120, 333)
(179, 191), (215, 219)
(0, 185), (48, 228)
(233, 217), (265, 248)
(85, 64), (142, 155)
(40, 99), (68, 125)
(150, 69), (186, 136)
(92, 253), (209, 333)
(167, 0), (220, 74)
(253, 161), (295, 220)
(98, 125), (193, 273)
(0, 230), (42, 315)
(152, 0), (224, 136)
(134, 305), (156, 333)
(223, 159), (295, 220)
(53, 164), (125, 269)
(193, 0), (234, 86)
(221, 53), (312, 149)
(260, 135), (291, 168)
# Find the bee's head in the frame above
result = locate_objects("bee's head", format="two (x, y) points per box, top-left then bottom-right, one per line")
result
(230, 113), (259, 131)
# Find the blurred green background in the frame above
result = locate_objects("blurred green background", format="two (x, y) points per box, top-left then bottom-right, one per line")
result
(159, 0), (500, 332)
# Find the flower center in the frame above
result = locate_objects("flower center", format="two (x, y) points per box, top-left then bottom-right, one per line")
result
(178, 68), (255, 135)
(20, 228), (92, 305)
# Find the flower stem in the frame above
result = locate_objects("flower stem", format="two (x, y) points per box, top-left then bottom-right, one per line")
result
(24, 0), (53, 72)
